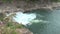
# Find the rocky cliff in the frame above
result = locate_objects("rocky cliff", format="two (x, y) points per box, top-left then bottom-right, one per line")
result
(0, 1), (60, 13)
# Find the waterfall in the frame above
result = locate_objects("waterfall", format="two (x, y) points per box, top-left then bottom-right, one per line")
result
(13, 12), (36, 25)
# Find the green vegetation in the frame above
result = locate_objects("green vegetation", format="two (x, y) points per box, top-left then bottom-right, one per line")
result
(51, 0), (60, 2)
(25, 0), (60, 2)
(0, 13), (5, 21)
(0, 27), (17, 34)
(6, 22), (24, 29)
(2, 0), (13, 3)
(25, 0), (39, 2)
(1, 0), (60, 3)
(0, 22), (24, 34)
(0, 13), (25, 34)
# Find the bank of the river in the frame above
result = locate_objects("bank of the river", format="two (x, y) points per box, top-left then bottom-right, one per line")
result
(0, 2), (60, 13)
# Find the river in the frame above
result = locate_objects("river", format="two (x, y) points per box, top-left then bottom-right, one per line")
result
(13, 9), (60, 34)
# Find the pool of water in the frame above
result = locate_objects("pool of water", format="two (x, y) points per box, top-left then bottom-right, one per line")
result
(13, 9), (60, 34)
(26, 9), (60, 34)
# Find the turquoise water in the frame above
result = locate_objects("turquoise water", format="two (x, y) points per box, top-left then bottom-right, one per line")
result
(14, 9), (60, 34)
(26, 9), (60, 34)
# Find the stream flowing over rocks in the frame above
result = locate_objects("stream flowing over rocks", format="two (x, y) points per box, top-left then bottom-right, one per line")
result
(0, 1), (60, 34)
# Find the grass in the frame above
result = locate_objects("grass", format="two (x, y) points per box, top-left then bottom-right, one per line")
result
(0, 22), (25, 34)
(0, 27), (17, 34)
(0, 13), (25, 34)
(6, 22), (25, 29)
(2, 0), (13, 3)
(1, 0), (60, 4)
(51, 0), (60, 2)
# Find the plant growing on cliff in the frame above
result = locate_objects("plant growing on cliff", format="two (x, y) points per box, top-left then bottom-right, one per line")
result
(2, 0), (13, 3)
(0, 13), (25, 34)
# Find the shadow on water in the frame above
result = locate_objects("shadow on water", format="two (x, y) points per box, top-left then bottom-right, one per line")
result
(24, 9), (52, 20)
(27, 22), (48, 34)
(26, 9), (60, 34)
(25, 9), (52, 34)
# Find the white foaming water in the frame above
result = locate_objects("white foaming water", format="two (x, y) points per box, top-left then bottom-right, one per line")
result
(13, 12), (36, 25)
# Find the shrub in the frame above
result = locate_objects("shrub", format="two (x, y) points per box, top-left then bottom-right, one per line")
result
(2, 0), (13, 3)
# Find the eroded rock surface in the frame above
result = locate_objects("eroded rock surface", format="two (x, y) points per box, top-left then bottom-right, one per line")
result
(16, 28), (33, 34)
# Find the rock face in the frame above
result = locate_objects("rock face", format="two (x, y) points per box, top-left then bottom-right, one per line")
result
(0, 1), (60, 13)
(16, 28), (33, 34)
